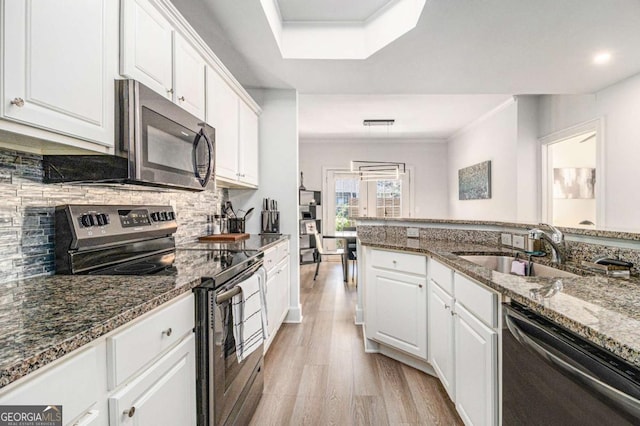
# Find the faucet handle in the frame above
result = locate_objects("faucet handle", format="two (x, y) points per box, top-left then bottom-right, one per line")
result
(539, 223), (564, 243)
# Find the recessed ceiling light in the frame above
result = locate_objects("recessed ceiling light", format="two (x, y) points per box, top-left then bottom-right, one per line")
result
(593, 52), (612, 65)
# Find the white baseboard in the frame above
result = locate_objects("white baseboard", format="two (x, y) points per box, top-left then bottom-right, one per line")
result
(284, 304), (303, 323)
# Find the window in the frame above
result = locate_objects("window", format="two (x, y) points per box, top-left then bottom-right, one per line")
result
(324, 167), (412, 235)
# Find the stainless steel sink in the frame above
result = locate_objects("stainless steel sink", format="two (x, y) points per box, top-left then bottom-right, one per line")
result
(460, 255), (577, 278)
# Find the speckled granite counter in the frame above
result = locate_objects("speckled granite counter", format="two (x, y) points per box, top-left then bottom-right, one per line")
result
(359, 236), (640, 368)
(0, 234), (288, 389)
(181, 234), (288, 252)
(354, 216), (640, 241)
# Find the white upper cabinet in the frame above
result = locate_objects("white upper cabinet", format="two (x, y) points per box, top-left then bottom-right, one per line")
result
(238, 101), (259, 186)
(120, 0), (173, 99)
(2, 0), (117, 148)
(208, 68), (260, 188)
(173, 34), (206, 119)
(206, 67), (239, 181)
(121, 0), (206, 120)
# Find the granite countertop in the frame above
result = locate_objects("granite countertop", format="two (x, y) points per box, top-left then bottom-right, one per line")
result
(354, 216), (640, 241)
(182, 234), (289, 252)
(359, 237), (640, 368)
(0, 234), (288, 390)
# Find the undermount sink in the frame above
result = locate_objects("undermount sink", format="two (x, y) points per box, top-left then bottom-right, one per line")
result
(460, 255), (578, 278)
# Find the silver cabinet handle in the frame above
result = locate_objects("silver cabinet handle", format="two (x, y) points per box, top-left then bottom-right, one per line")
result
(123, 407), (135, 417)
(392, 260), (397, 265)
(418, 284), (423, 288)
(450, 311), (457, 316)
(167, 88), (174, 94)
(444, 304), (450, 310)
(10, 98), (25, 107)
(178, 96), (185, 101)
(162, 328), (172, 337)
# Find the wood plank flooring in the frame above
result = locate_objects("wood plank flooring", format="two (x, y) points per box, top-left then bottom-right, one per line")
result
(250, 261), (462, 426)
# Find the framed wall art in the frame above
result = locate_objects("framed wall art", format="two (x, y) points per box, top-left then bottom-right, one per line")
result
(458, 160), (491, 200)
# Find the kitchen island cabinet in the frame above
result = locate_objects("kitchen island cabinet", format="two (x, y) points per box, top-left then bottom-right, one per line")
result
(364, 248), (428, 360)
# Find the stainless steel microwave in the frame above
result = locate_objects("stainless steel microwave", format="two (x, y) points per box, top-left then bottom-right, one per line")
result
(44, 79), (215, 191)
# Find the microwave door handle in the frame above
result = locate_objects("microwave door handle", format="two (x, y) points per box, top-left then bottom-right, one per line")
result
(193, 129), (214, 187)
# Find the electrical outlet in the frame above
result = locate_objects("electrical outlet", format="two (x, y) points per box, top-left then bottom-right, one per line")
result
(501, 233), (513, 246)
(512, 235), (526, 250)
(407, 227), (420, 238)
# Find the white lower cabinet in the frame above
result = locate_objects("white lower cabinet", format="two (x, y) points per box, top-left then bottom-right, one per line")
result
(428, 280), (455, 400)
(0, 345), (106, 426)
(108, 334), (196, 426)
(365, 248), (427, 360)
(454, 304), (497, 426)
(426, 258), (499, 426)
(0, 294), (196, 426)
(264, 240), (291, 352)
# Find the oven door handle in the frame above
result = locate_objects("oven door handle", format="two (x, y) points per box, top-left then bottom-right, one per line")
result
(216, 286), (242, 304)
(505, 311), (640, 418)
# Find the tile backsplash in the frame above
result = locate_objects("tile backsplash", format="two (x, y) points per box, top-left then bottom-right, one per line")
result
(0, 147), (221, 283)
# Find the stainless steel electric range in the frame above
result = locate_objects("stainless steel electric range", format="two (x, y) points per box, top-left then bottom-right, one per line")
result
(54, 204), (265, 426)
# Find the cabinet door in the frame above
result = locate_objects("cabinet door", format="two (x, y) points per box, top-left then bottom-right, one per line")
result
(366, 268), (427, 359)
(3, 0), (116, 147)
(277, 257), (290, 326)
(238, 101), (259, 186)
(173, 34), (206, 120)
(454, 304), (497, 426)
(265, 273), (279, 339)
(428, 281), (455, 400)
(206, 67), (239, 181)
(121, 0), (173, 99)
(109, 334), (196, 426)
(266, 258), (290, 340)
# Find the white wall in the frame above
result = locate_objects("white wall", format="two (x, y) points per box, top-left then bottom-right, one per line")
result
(515, 95), (540, 223)
(447, 100), (518, 221)
(299, 139), (449, 218)
(538, 72), (640, 231)
(228, 89), (303, 322)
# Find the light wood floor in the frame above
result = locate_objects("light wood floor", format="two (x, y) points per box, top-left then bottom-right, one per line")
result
(250, 261), (463, 426)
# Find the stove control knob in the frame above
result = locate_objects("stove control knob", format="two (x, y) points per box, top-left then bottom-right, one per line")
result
(102, 213), (110, 224)
(161, 212), (168, 221)
(96, 214), (106, 226)
(151, 212), (160, 222)
(168, 211), (175, 220)
(80, 214), (92, 227)
(88, 214), (97, 226)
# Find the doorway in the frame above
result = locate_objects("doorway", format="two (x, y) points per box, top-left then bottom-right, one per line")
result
(540, 119), (604, 228)
(323, 168), (412, 237)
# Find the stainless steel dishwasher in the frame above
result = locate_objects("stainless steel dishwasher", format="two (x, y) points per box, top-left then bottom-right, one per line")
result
(502, 301), (640, 425)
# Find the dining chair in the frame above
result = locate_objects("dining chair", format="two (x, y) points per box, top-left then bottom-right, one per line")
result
(313, 232), (346, 281)
(343, 227), (357, 283)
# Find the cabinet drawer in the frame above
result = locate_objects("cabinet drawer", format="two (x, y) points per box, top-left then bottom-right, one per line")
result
(277, 240), (290, 262)
(371, 249), (426, 276)
(107, 294), (194, 389)
(0, 346), (100, 425)
(454, 273), (498, 328)
(430, 258), (453, 294)
(264, 240), (289, 274)
(263, 246), (278, 273)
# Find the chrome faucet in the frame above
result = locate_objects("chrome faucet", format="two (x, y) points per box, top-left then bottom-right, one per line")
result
(528, 223), (565, 264)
